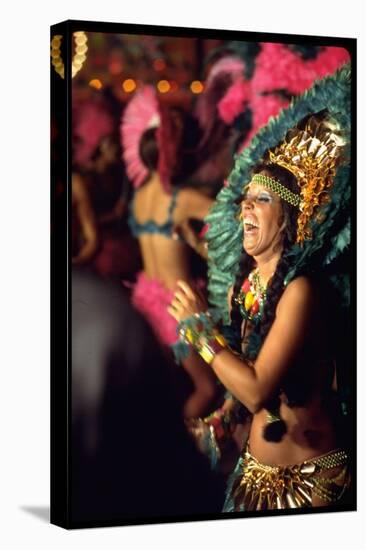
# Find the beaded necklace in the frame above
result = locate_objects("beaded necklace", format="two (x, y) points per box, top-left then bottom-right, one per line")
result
(235, 268), (269, 324)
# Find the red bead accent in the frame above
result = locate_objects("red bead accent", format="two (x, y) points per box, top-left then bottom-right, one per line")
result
(251, 300), (259, 315)
(242, 278), (251, 293)
(210, 416), (221, 429)
(198, 223), (209, 238)
(209, 416), (225, 439)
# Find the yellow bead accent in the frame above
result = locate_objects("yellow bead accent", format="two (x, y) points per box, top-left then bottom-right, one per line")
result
(215, 333), (227, 346)
(199, 345), (214, 364)
(244, 291), (254, 310)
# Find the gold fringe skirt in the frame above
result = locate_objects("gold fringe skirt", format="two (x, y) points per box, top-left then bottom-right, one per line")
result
(225, 444), (350, 511)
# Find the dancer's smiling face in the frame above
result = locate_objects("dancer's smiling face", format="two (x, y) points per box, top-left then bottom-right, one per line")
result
(241, 177), (284, 258)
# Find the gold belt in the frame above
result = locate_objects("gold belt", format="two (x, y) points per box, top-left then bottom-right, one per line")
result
(230, 445), (350, 510)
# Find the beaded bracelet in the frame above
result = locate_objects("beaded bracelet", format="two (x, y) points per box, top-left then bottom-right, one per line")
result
(178, 312), (227, 366)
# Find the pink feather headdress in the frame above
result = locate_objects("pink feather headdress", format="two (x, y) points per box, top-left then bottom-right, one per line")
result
(237, 43), (350, 151)
(252, 43), (350, 96)
(217, 79), (251, 124)
(120, 85), (179, 191)
(195, 55), (247, 132)
(120, 86), (160, 189)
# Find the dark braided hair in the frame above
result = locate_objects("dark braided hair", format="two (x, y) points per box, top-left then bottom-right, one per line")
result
(230, 162), (299, 441)
(254, 164), (299, 342)
(230, 251), (255, 350)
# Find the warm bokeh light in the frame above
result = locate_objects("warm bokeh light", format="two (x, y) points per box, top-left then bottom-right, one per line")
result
(89, 78), (103, 90)
(74, 32), (88, 46)
(157, 80), (171, 93)
(122, 79), (137, 93)
(190, 80), (204, 94)
(153, 58), (166, 71)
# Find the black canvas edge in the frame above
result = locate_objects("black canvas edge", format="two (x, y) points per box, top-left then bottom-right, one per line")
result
(350, 35), (357, 514)
(50, 19), (357, 530)
(50, 21), (72, 529)
(56, 19), (356, 47)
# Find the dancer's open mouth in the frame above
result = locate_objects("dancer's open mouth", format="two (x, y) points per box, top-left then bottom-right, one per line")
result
(243, 218), (259, 234)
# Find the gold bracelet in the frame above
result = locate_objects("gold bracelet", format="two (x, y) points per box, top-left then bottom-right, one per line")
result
(197, 333), (227, 365)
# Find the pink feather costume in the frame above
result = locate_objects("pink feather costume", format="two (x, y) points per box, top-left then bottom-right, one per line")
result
(130, 272), (178, 346)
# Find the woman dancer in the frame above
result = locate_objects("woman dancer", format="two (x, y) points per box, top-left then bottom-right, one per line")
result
(121, 86), (220, 418)
(169, 66), (353, 509)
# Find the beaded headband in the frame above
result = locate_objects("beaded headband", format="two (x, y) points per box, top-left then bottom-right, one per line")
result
(251, 173), (301, 207)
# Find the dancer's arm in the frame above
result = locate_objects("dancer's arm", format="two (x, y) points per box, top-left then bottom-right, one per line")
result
(72, 174), (99, 265)
(174, 189), (214, 258)
(174, 219), (209, 259)
(169, 278), (314, 413)
(178, 188), (214, 220)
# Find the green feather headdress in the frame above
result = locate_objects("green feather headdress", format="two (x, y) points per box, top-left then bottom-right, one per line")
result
(205, 64), (351, 326)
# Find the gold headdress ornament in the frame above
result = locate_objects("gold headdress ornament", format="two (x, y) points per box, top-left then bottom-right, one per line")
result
(260, 113), (347, 243)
